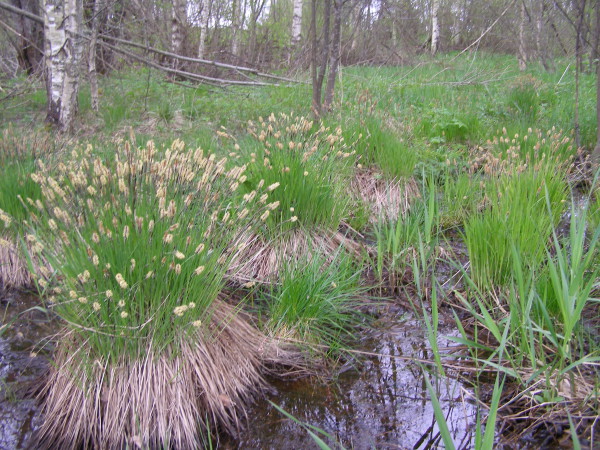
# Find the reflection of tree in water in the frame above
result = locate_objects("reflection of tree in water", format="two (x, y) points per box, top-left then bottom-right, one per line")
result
(236, 316), (476, 448)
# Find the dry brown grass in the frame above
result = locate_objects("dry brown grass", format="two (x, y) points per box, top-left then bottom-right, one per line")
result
(0, 235), (47, 290)
(37, 299), (305, 449)
(229, 228), (363, 283)
(351, 169), (420, 222)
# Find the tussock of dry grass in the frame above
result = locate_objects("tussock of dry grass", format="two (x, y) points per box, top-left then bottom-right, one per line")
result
(0, 235), (47, 290)
(229, 228), (362, 283)
(351, 170), (420, 222)
(37, 300), (305, 449)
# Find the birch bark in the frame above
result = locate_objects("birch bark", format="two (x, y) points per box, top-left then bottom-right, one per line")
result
(431, 0), (440, 55)
(197, 0), (209, 58)
(291, 0), (303, 46)
(518, 0), (527, 71)
(44, 0), (83, 132)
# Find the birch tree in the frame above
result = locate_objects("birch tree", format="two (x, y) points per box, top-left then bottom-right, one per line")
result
(431, 0), (440, 55)
(291, 0), (303, 47)
(518, 0), (527, 70)
(197, 0), (209, 58)
(171, 0), (187, 60)
(44, 0), (83, 132)
(231, 0), (242, 56)
(88, 0), (103, 111)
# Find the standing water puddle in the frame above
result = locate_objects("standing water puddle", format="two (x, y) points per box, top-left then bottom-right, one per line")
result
(0, 292), (56, 449)
(235, 311), (477, 449)
(1, 293), (477, 449)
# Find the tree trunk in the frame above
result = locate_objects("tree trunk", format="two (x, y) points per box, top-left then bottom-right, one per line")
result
(197, 0), (209, 58)
(431, 0), (440, 55)
(536, 0), (551, 71)
(291, 0), (303, 47)
(11, 0), (44, 74)
(88, 0), (103, 111)
(323, 0), (342, 111)
(171, 0), (187, 62)
(518, 0), (527, 71)
(44, 0), (83, 132)
(311, 0), (331, 117)
(231, 0), (242, 56)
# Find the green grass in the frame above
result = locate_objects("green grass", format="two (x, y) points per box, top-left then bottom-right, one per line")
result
(374, 176), (439, 283)
(447, 196), (599, 425)
(237, 113), (355, 234)
(25, 141), (275, 360)
(1, 51), (598, 446)
(260, 250), (364, 353)
(465, 169), (568, 290)
(341, 115), (418, 179)
(439, 170), (483, 229)
(0, 160), (41, 225)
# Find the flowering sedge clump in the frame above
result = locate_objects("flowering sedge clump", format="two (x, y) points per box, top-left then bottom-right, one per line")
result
(25, 140), (274, 360)
(470, 126), (576, 178)
(234, 112), (357, 234)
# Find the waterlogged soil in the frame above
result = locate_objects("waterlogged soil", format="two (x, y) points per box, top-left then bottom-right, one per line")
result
(234, 308), (477, 449)
(0, 292), (478, 449)
(0, 292), (56, 449)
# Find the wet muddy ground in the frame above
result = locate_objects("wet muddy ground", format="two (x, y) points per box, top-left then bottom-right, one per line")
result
(0, 292), (56, 449)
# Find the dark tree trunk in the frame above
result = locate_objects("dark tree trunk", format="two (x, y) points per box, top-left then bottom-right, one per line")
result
(311, 0), (331, 117)
(10, 0), (44, 74)
(323, 0), (342, 111)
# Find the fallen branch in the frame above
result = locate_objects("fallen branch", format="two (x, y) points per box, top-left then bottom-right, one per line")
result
(97, 40), (273, 87)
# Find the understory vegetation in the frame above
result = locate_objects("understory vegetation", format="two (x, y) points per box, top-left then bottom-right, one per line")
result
(1, 53), (599, 447)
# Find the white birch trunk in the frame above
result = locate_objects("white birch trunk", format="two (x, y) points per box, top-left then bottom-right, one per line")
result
(88, 0), (102, 111)
(518, 0), (527, 71)
(231, 0), (242, 56)
(197, 0), (209, 58)
(44, 0), (83, 132)
(291, 0), (303, 46)
(171, 0), (187, 58)
(431, 0), (440, 55)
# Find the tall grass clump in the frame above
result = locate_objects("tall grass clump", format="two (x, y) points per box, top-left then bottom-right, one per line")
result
(465, 169), (567, 289)
(465, 128), (572, 290)
(506, 74), (542, 121)
(438, 170), (483, 229)
(241, 113), (355, 233)
(451, 199), (599, 439)
(226, 113), (361, 281)
(374, 176), (439, 285)
(0, 127), (57, 289)
(27, 140), (302, 448)
(260, 250), (364, 355)
(344, 115), (418, 179)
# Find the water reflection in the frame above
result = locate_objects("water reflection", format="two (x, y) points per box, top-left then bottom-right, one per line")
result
(236, 315), (476, 449)
(0, 292), (55, 450)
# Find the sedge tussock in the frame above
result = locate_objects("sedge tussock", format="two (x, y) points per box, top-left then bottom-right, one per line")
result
(229, 228), (362, 283)
(37, 300), (305, 449)
(351, 169), (420, 222)
(0, 234), (48, 290)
